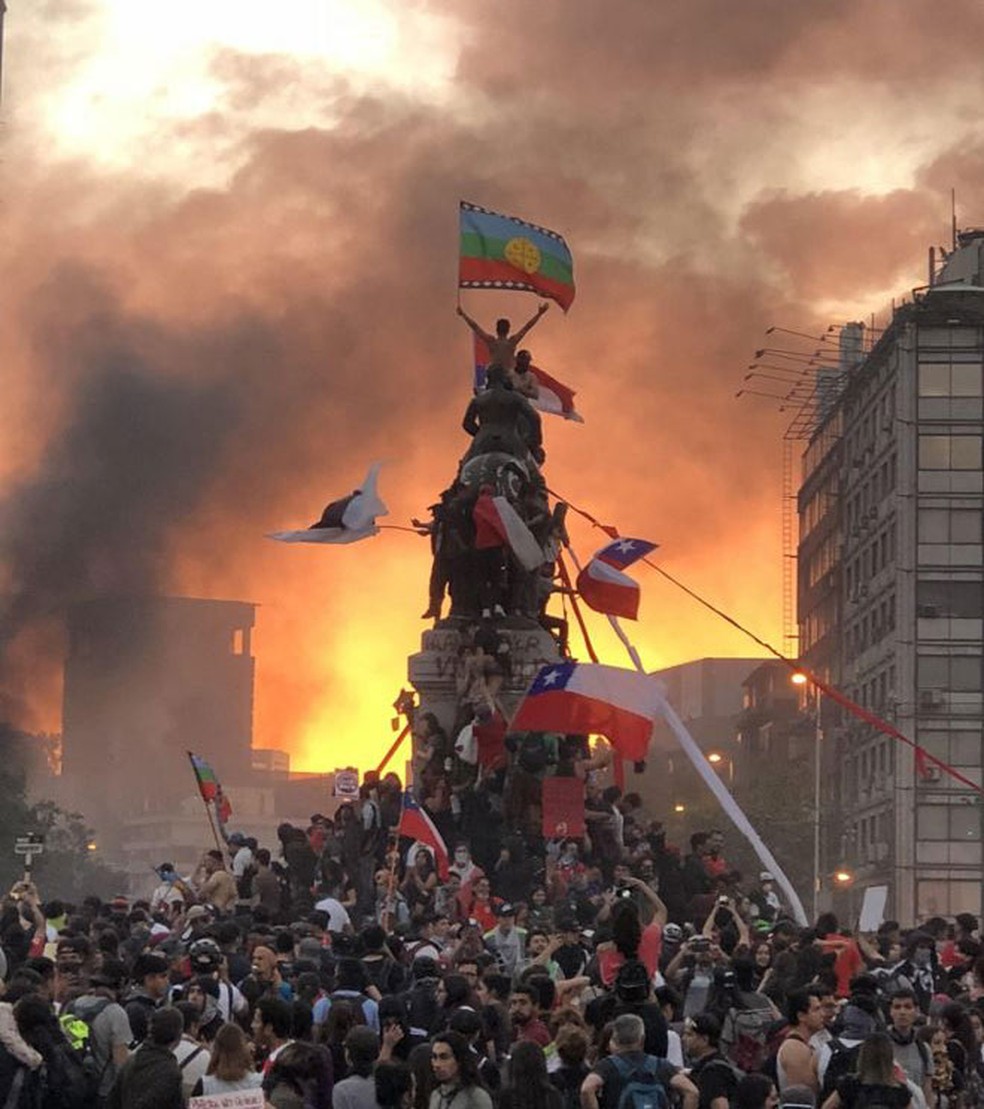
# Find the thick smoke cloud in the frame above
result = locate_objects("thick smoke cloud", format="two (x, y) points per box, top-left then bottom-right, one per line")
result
(1, 1), (982, 767)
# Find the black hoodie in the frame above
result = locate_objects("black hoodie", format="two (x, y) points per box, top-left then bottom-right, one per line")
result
(106, 1042), (183, 1109)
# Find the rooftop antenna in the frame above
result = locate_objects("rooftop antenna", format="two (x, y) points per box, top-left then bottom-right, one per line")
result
(952, 187), (958, 252)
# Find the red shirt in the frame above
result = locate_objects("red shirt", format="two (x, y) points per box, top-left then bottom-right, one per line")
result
(475, 712), (508, 770)
(819, 936), (863, 998)
(516, 1018), (552, 1047)
(598, 921), (663, 987)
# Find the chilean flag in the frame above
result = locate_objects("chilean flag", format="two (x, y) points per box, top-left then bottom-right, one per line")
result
(594, 537), (658, 571)
(510, 661), (659, 762)
(397, 792), (450, 878)
(473, 337), (583, 422)
(576, 559), (640, 619)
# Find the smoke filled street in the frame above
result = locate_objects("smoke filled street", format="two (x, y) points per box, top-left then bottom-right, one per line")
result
(0, 4), (983, 1107)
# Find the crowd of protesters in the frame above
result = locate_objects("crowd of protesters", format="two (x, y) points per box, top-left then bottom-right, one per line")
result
(4, 746), (984, 1109)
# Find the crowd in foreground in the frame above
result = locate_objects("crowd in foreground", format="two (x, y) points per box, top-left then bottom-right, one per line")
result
(3, 775), (984, 1109)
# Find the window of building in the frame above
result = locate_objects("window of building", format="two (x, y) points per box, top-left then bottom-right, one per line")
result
(917, 880), (981, 920)
(917, 653), (983, 691)
(919, 362), (984, 397)
(919, 435), (983, 470)
(917, 581), (984, 618)
(917, 804), (981, 841)
(920, 508), (983, 543)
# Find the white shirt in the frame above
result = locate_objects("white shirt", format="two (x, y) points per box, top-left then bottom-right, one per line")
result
(231, 846), (254, 878)
(314, 897), (351, 932)
(174, 1037), (210, 1100)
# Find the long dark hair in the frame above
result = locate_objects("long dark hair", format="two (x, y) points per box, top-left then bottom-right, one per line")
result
(503, 1041), (555, 1109)
(432, 1031), (483, 1088)
(941, 1002), (977, 1066)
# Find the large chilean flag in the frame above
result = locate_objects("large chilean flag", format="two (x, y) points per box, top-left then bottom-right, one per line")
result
(397, 792), (450, 878)
(510, 661), (659, 762)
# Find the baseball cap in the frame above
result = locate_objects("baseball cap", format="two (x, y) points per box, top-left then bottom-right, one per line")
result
(759, 871), (774, 882)
(495, 903), (516, 918)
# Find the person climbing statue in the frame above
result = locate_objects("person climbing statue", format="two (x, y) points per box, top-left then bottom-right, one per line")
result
(457, 302), (549, 375)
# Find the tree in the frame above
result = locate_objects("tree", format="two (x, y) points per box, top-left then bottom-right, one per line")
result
(0, 729), (125, 900)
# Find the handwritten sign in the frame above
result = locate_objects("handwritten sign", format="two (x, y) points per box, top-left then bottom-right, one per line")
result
(190, 1090), (264, 1109)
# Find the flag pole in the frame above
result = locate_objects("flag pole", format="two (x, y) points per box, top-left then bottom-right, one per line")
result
(563, 549), (808, 925)
(376, 722), (412, 777)
(186, 752), (226, 857)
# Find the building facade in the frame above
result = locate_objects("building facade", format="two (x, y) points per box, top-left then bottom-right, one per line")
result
(797, 234), (984, 923)
(62, 596), (256, 844)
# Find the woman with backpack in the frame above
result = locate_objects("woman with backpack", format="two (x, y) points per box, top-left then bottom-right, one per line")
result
(820, 1032), (912, 1109)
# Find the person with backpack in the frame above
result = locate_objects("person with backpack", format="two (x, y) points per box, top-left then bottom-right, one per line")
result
(60, 958), (133, 1106)
(683, 1013), (740, 1109)
(817, 1003), (879, 1102)
(580, 1013), (698, 1109)
(719, 959), (782, 1075)
(586, 960), (669, 1059)
(820, 1032), (912, 1109)
(106, 1007), (184, 1109)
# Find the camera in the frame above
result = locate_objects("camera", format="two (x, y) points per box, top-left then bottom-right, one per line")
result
(691, 936), (710, 953)
(614, 885), (633, 899)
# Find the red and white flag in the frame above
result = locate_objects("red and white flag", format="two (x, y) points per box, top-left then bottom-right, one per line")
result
(576, 559), (640, 620)
(511, 661), (658, 762)
(397, 792), (450, 878)
(473, 337), (583, 422)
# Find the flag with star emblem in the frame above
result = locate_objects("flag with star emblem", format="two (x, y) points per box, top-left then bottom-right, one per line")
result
(594, 537), (658, 571)
(576, 558), (640, 620)
(459, 201), (575, 311)
(510, 661), (660, 761)
(396, 792), (450, 879)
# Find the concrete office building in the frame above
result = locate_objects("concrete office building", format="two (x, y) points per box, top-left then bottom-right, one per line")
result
(797, 232), (984, 923)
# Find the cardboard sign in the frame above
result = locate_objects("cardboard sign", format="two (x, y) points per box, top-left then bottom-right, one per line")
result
(542, 777), (585, 838)
(190, 1090), (264, 1109)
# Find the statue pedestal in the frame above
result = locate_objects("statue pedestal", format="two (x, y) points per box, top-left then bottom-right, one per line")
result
(407, 622), (561, 738)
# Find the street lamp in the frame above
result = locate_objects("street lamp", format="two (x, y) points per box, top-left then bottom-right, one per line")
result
(673, 803), (686, 814)
(791, 669), (822, 921)
(707, 751), (734, 785)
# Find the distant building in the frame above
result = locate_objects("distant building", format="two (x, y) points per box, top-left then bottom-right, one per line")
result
(797, 233), (984, 923)
(62, 596), (256, 843)
(642, 657), (768, 813)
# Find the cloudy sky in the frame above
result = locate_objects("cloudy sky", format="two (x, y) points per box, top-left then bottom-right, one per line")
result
(1, 0), (981, 771)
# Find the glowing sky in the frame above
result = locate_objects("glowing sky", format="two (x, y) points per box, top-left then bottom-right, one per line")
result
(3, 0), (984, 772)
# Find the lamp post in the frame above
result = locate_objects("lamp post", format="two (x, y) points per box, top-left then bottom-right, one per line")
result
(792, 671), (822, 921)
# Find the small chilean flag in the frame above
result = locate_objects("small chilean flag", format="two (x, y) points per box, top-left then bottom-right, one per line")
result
(397, 792), (450, 878)
(594, 537), (658, 571)
(576, 559), (640, 619)
(510, 661), (659, 762)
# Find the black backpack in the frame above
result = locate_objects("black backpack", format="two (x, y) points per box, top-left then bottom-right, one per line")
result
(821, 1039), (863, 1101)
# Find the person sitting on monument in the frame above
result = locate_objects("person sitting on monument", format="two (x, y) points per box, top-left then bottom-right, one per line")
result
(512, 349), (541, 401)
(457, 303), (549, 374)
(461, 366), (543, 465)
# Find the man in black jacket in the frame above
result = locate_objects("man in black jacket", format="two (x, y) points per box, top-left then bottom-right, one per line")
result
(107, 1008), (183, 1109)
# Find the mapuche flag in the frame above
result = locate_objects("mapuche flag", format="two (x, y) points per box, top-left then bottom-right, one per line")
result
(188, 751), (232, 823)
(459, 201), (575, 311)
(510, 661), (659, 762)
